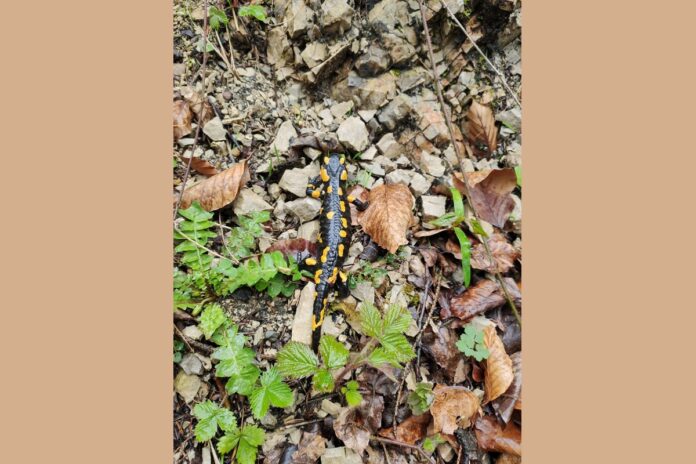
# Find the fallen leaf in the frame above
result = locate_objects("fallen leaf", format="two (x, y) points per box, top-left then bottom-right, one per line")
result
(454, 169), (516, 228)
(474, 415), (521, 456)
(446, 278), (521, 321)
(348, 185), (370, 226)
(470, 233), (520, 273)
(483, 325), (514, 402)
(422, 326), (469, 383)
(173, 100), (193, 141)
(358, 184), (414, 253)
(413, 227), (449, 238)
(180, 156), (219, 177)
(182, 88), (214, 125)
(430, 385), (480, 435)
(493, 351), (521, 423)
(463, 101), (498, 158)
(378, 413), (431, 445)
(267, 238), (318, 262)
(497, 454), (522, 464)
(179, 159), (251, 211)
(333, 396), (384, 456)
(291, 431), (325, 464)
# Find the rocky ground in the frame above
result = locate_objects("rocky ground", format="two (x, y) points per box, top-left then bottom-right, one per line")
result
(173, 0), (522, 463)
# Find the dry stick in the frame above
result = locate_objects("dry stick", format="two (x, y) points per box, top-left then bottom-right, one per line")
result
(382, 442), (393, 464)
(415, 273), (443, 376)
(372, 436), (436, 464)
(416, 0), (521, 327)
(439, 0), (521, 108)
(174, 0), (210, 220)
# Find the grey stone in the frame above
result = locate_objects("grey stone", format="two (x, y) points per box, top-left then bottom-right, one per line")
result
(337, 116), (370, 152)
(267, 27), (293, 67)
(496, 107), (522, 133)
(382, 33), (416, 66)
(320, 0), (353, 34)
(300, 42), (328, 68)
(285, 197), (321, 222)
(385, 169), (413, 186)
(174, 371), (201, 403)
(202, 117), (227, 141)
(298, 220), (320, 241)
(179, 353), (204, 375)
(409, 172), (432, 195)
(360, 145), (378, 161)
(279, 163), (320, 197)
(181, 325), (203, 340)
(355, 44), (391, 77)
(233, 189), (273, 216)
(330, 100), (354, 119)
(459, 70), (476, 87)
(376, 132), (403, 159)
(419, 151), (446, 177)
(368, 0), (411, 32)
(271, 120), (297, 153)
(334, 72), (397, 110)
(304, 147), (323, 160)
(378, 93), (413, 130)
(286, 0), (315, 39)
(351, 281), (375, 304)
(421, 195), (447, 220)
(358, 109), (377, 122)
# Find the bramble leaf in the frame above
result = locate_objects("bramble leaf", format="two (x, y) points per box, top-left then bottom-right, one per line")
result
(277, 342), (319, 378)
(198, 304), (226, 339)
(193, 400), (236, 442)
(319, 335), (349, 370)
(312, 368), (334, 393)
(250, 367), (293, 419)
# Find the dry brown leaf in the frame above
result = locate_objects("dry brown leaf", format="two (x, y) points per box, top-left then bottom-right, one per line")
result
(173, 100), (193, 141)
(358, 184), (414, 253)
(334, 396), (384, 456)
(179, 159), (250, 211)
(180, 156), (219, 177)
(497, 454), (522, 464)
(378, 413), (431, 445)
(463, 101), (498, 158)
(493, 351), (522, 423)
(483, 325), (514, 402)
(291, 431), (325, 464)
(422, 326), (468, 383)
(474, 416), (521, 456)
(267, 238), (318, 261)
(430, 385), (480, 435)
(348, 185), (370, 226)
(183, 89), (214, 125)
(454, 169), (516, 228)
(470, 233), (520, 273)
(446, 279), (520, 321)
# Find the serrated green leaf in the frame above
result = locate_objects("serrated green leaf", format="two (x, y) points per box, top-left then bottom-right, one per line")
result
(198, 304), (226, 339)
(367, 347), (399, 368)
(216, 428), (240, 455)
(225, 363), (260, 396)
(453, 227), (471, 287)
(277, 341), (319, 378)
(192, 400), (236, 442)
(258, 253), (278, 281)
(241, 424), (265, 446)
(208, 6), (228, 30)
(319, 335), (349, 370)
(383, 305), (412, 335)
(360, 303), (383, 338)
(238, 4), (267, 22)
(250, 367), (293, 419)
(341, 380), (363, 407)
(312, 368), (334, 392)
(422, 434), (444, 453)
(407, 382), (434, 415)
(179, 202), (214, 222)
(379, 333), (416, 363)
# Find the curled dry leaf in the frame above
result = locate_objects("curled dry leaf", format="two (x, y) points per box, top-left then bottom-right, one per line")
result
(422, 326), (468, 383)
(291, 431), (326, 464)
(430, 385), (480, 435)
(445, 278), (521, 321)
(474, 415), (521, 457)
(493, 351), (522, 423)
(358, 184), (414, 253)
(180, 156), (219, 177)
(267, 238), (318, 262)
(378, 413), (431, 445)
(497, 454), (522, 464)
(470, 233), (520, 273)
(179, 159), (250, 211)
(463, 100), (498, 158)
(454, 169), (516, 228)
(182, 87), (214, 125)
(333, 396), (384, 456)
(173, 100), (193, 141)
(483, 325), (514, 402)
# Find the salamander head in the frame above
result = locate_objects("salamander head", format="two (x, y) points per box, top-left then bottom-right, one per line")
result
(325, 153), (346, 178)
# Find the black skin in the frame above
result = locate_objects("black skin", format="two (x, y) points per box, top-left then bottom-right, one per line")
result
(303, 153), (368, 350)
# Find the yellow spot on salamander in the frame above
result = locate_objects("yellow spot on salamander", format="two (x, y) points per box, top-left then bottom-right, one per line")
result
(324, 156), (330, 164)
(347, 194), (356, 202)
(320, 168), (330, 182)
(339, 155), (345, 164)
(339, 271), (347, 282)
(341, 218), (348, 228)
(317, 235), (323, 243)
(326, 211), (335, 220)
(312, 306), (326, 331)
(338, 243), (345, 257)
(306, 257), (317, 266)
(340, 201), (346, 212)
(340, 170), (348, 181)
(314, 269), (322, 284)
(321, 247), (330, 263)
(339, 230), (347, 238)
(338, 187), (343, 195)
(326, 185), (333, 194)
(311, 189), (321, 198)
(329, 267), (339, 284)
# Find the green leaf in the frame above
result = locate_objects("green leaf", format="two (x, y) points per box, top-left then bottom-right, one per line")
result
(238, 4), (267, 22)
(341, 380), (363, 407)
(241, 424), (265, 447)
(367, 347), (399, 368)
(422, 434), (445, 453)
(198, 304), (226, 339)
(451, 188), (464, 221)
(277, 341), (320, 378)
(208, 6), (229, 30)
(360, 303), (383, 338)
(455, 325), (490, 361)
(179, 202), (214, 222)
(453, 227), (471, 287)
(469, 218), (489, 238)
(225, 364), (260, 396)
(407, 382), (434, 416)
(216, 427), (240, 455)
(312, 368), (334, 392)
(319, 335), (349, 370)
(514, 165), (522, 187)
(382, 304), (412, 335)
(250, 367), (293, 419)
(192, 400), (236, 442)
(379, 333), (416, 364)
(212, 326), (259, 394)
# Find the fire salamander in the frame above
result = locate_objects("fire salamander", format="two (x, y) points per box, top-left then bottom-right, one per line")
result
(304, 153), (367, 350)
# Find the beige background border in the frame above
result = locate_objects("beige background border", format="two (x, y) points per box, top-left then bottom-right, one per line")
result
(1, 0), (695, 462)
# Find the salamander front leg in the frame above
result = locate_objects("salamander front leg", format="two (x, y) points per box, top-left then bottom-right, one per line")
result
(347, 194), (368, 211)
(306, 175), (323, 199)
(336, 269), (350, 298)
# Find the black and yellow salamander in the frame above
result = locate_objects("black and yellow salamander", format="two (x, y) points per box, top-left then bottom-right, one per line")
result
(304, 153), (367, 350)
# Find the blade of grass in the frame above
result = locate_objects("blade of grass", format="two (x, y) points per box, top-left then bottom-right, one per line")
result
(453, 227), (471, 287)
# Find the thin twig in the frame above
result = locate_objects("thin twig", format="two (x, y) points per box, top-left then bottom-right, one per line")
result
(174, 225), (240, 264)
(372, 436), (436, 464)
(382, 442), (393, 464)
(174, 0), (210, 220)
(174, 324), (194, 353)
(415, 273), (442, 376)
(416, 0), (521, 327)
(439, 0), (521, 108)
